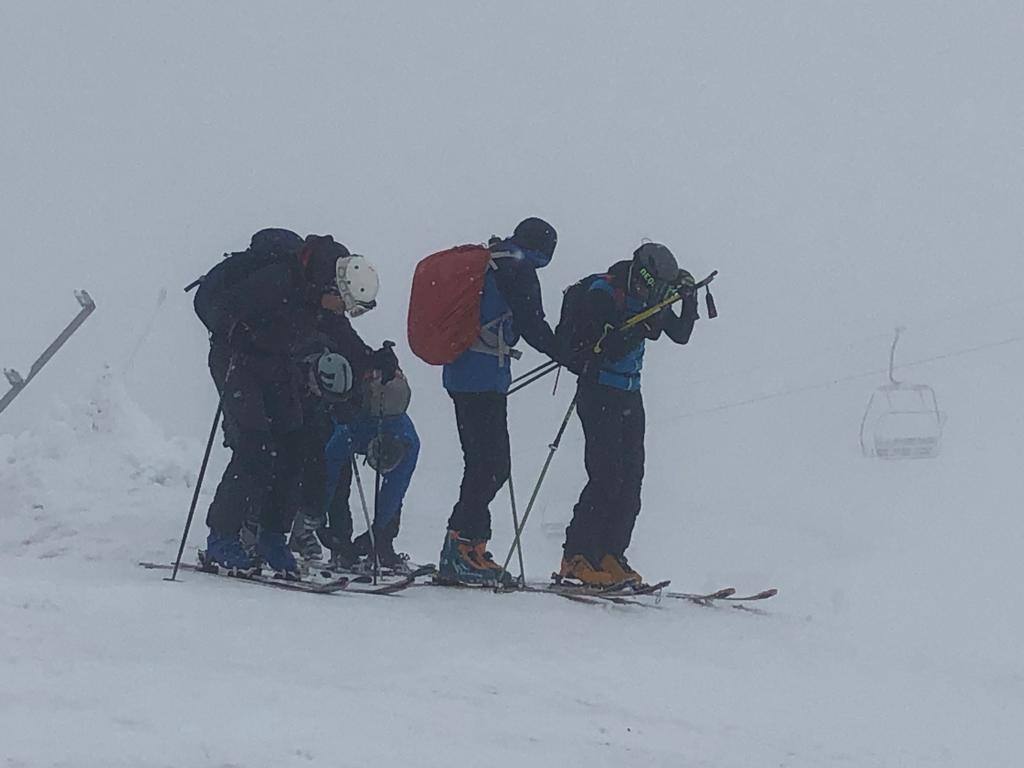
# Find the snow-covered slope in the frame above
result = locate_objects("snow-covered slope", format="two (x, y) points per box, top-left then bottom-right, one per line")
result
(2, 347), (1022, 766)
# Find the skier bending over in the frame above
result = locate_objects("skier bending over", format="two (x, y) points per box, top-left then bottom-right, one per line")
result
(285, 245), (421, 572)
(557, 242), (699, 587)
(192, 229), (350, 579)
(437, 217), (561, 586)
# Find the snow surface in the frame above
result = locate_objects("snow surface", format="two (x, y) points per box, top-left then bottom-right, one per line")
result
(2, 2), (1024, 766)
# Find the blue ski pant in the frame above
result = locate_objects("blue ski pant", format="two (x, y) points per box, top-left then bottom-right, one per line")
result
(323, 414), (419, 532)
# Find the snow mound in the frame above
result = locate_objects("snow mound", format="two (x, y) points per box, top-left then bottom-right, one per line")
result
(0, 369), (198, 563)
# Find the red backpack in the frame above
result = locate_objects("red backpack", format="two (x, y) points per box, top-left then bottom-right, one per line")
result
(407, 244), (495, 365)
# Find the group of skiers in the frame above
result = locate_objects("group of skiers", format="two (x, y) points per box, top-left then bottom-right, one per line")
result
(191, 218), (702, 588)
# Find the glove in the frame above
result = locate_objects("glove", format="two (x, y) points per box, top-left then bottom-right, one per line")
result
(598, 322), (646, 362)
(372, 344), (400, 384)
(674, 269), (696, 293)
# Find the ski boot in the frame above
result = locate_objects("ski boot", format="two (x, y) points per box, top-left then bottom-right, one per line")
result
(376, 539), (411, 574)
(204, 532), (259, 576)
(257, 531), (301, 580)
(437, 530), (512, 587)
(557, 554), (619, 588)
(353, 530), (411, 574)
(288, 527), (323, 561)
(240, 520), (259, 560)
(600, 554), (643, 587)
(324, 539), (359, 572)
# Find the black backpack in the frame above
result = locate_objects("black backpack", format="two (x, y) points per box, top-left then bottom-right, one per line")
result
(190, 229), (302, 335)
(554, 272), (616, 373)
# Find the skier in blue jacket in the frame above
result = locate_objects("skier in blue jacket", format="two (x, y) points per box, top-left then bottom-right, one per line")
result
(559, 243), (698, 587)
(437, 217), (560, 585)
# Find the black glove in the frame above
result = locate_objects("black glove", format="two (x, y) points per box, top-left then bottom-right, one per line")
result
(597, 322), (646, 362)
(674, 268), (696, 294)
(560, 348), (590, 377)
(372, 343), (400, 384)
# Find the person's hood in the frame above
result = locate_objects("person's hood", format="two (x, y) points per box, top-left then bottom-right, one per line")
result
(249, 228), (303, 258)
(489, 238), (552, 269)
(301, 234), (351, 290)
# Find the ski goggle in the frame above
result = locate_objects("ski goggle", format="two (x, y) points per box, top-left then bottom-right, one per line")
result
(346, 298), (377, 317)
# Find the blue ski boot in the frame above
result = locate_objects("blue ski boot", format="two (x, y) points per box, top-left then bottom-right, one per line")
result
(204, 532), (258, 576)
(257, 531), (301, 580)
(437, 530), (512, 587)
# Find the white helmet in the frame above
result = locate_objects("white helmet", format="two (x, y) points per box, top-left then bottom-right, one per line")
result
(335, 255), (379, 317)
(315, 352), (353, 400)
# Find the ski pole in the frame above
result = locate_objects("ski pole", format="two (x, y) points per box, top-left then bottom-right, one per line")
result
(168, 401), (222, 581)
(367, 342), (397, 583)
(351, 457), (377, 586)
(593, 270), (719, 354)
(511, 360), (558, 385)
(510, 271), (720, 397)
(508, 362), (560, 396)
(371, 440), (383, 584)
(169, 352), (236, 581)
(506, 467), (526, 586)
(498, 394), (578, 579)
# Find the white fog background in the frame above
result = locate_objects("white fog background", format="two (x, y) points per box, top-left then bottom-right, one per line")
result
(1, 3), (1022, 766)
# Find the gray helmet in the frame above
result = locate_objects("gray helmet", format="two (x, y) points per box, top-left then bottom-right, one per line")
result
(366, 432), (406, 474)
(363, 372), (412, 417)
(630, 242), (680, 305)
(316, 352), (353, 400)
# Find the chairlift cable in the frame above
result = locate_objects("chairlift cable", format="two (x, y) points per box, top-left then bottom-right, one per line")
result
(663, 331), (1024, 423)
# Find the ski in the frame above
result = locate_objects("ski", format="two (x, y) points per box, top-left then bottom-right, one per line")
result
(717, 588), (778, 602)
(300, 561), (434, 594)
(541, 579), (670, 605)
(340, 566), (435, 596)
(301, 559), (435, 581)
(423, 578), (668, 606)
(139, 560), (350, 595)
(664, 587), (778, 605)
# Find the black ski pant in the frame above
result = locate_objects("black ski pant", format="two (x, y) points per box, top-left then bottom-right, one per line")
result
(292, 406), (333, 527)
(563, 381), (645, 564)
(446, 391), (511, 541)
(206, 426), (304, 536)
(205, 342), (304, 537)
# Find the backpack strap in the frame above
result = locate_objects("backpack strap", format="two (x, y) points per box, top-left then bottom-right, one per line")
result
(487, 249), (520, 270)
(469, 250), (524, 365)
(471, 314), (523, 364)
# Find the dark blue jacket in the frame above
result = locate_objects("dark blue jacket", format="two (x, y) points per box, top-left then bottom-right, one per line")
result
(578, 261), (698, 391)
(443, 239), (556, 394)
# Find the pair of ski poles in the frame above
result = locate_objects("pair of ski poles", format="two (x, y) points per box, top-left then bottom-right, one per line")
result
(497, 271), (718, 584)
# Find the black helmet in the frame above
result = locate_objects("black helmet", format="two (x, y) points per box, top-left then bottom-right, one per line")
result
(511, 217), (557, 258)
(629, 242), (680, 305)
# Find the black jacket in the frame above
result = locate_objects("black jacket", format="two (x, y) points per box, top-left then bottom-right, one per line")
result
(215, 257), (320, 357)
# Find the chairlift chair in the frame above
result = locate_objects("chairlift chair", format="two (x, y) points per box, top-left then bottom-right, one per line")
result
(859, 328), (945, 459)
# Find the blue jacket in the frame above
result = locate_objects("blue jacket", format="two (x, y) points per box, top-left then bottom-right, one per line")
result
(577, 261), (698, 392)
(588, 278), (647, 391)
(443, 239), (556, 394)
